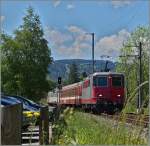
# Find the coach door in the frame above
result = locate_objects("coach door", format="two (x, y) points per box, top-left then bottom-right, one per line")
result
(82, 79), (91, 100)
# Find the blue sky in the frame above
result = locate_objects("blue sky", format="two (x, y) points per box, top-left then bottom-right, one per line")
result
(1, 0), (149, 60)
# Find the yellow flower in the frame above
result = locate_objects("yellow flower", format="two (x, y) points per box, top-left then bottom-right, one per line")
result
(23, 111), (40, 118)
(33, 112), (40, 117)
(23, 111), (32, 115)
(27, 113), (33, 117)
(70, 110), (73, 115)
(23, 111), (33, 116)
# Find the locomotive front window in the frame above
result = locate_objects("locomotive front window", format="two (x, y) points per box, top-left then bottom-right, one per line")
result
(93, 76), (107, 87)
(112, 76), (122, 87)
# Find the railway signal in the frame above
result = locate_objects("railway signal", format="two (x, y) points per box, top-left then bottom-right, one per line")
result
(57, 76), (62, 90)
(58, 77), (62, 85)
(57, 77), (62, 103)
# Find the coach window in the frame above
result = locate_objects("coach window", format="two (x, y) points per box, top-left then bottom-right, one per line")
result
(93, 76), (107, 87)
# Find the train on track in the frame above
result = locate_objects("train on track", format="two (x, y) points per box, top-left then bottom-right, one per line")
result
(48, 72), (125, 113)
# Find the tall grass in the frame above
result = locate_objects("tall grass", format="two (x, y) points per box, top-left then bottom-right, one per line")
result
(52, 107), (148, 145)
(51, 81), (149, 144)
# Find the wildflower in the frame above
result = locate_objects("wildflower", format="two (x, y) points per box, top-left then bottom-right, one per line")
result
(60, 114), (64, 118)
(33, 112), (40, 116)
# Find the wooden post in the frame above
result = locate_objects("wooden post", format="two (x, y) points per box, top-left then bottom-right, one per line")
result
(1, 103), (22, 145)
(39, 106), (49, 145)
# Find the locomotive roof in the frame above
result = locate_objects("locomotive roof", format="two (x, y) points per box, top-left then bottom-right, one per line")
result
(92, 72), (124, 76)
(62, 82), (82, 90)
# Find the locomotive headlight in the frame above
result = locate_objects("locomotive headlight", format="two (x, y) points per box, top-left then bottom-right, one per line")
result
(99, 94), (102, 97)
(117, 94), (121, 97)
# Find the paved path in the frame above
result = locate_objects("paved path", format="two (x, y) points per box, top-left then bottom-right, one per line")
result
(22, 126), (39, 145)
(22, 124), (52, 145)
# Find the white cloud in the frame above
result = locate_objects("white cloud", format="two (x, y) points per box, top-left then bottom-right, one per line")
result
(0, 15), (5, 23)
(52, 0), (61, 7)
(95, 29), (130, 58)
(67, 25), (91, 41)
(45, 27), (72, 46)
(67, 4), (75, 9)
(52, 0), (75, 9)
(67, 25), (85, 34)
(45, 26), (92, 59)
(45, 25), (130, 59)
(52, 0), (131, 9)
(112, 0), (131, 8)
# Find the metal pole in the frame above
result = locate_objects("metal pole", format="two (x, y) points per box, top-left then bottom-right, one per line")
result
(92, 33), (95, 73)
(148, 1), (150, 143)
(138, 42), (142, 112)
(136, 61), (140, 111)
(86, 32), (95, 73)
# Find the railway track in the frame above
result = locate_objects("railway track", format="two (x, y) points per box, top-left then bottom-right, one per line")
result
(52, 105), (149, 128)
(101, 113), (149, 128)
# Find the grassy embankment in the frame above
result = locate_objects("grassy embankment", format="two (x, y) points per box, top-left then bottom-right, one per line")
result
(52, 107), (148, 145)
(123, 102), (149, 115)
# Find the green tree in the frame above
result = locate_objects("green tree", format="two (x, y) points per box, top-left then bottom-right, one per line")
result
(80, 72), (88, 81)
(1, 7), (52, 100)
(116, 26), (150, 109)
(68, 63), (80, 84)
(48, 80), (57, 91)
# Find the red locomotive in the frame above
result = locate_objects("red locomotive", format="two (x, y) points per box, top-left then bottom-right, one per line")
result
(59, 72), (125, 113)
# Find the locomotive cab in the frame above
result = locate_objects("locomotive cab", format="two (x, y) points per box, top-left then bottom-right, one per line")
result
(92, 72), (125, 112)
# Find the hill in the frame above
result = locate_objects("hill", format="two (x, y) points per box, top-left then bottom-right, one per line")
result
(48, 59), (116, 81)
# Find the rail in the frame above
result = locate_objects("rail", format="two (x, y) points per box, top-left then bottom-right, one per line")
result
(101, 113), (149, 127)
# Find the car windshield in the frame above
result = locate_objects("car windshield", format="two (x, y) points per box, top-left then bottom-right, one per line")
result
(112, 76), (123, 87)
(27, 99), (37, 105)
(93, 76), (107, 87)
(23, 98), (39, 107)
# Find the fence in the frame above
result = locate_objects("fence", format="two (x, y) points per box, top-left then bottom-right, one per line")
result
(1, 104), (53, 145)
(1, 103), (22, 145)
(39, 106), (50, 145)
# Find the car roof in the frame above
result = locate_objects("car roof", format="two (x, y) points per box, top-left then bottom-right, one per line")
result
(62, 82), (82, 90)
(1, 97), (20, 105)
(11, 95), (31, 101)
(2, 95), (39, 111)
(3, 95), (21, 102)
(11, 95), (39, 105)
